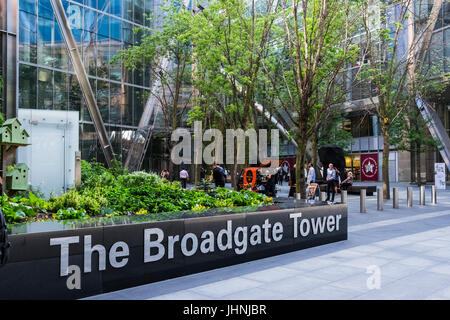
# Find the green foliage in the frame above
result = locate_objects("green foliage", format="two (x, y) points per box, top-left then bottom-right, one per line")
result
(117, 171), (163, 188)
(55, 208), (87, 220)
(1, 193), (36, 222)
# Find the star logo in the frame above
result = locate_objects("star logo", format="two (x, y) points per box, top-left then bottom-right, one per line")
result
(365, 161), (374, 173)
(362, 156), (378, 179)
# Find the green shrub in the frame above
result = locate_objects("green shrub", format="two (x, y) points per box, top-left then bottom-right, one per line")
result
(117, 171), (163, 188)
(55, 208), (87, 220)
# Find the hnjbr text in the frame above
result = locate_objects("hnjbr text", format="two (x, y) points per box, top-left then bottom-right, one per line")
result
(50, 213), (342, 276)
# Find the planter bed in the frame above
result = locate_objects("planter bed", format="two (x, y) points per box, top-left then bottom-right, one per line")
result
(0, 200), (347, 299)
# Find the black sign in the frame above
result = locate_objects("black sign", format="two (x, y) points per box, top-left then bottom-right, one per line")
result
(0, 204), (347, 299)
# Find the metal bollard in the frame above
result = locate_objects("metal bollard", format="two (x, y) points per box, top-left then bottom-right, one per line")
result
(431, 185), (436, 205)
(341, 190), (348, 204)
(377, 188), (383, 211)
(407, 187), (413, 207)
(420, 185), (425, 205)
(393, 188), (399, 208)
(360, 189), (366, 213)
(320, 191), (326, 202)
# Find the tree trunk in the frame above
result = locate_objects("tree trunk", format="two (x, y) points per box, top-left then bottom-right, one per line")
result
(382, 131), (391, 200)
(295, 139), (307, 199)
(415, 142), (422, 186)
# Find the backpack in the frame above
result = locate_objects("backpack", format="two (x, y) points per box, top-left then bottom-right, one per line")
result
(0, 209), (11, 267)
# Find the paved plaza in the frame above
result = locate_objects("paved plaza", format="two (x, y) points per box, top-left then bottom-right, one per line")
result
(86, 183), (450, 300)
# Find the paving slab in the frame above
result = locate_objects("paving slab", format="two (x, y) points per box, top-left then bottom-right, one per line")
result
(85, 183), (450, 300)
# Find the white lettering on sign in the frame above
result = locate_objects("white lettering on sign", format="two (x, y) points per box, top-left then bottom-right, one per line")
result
(290, 213), (343, 238)
(50, 213), (344, 275)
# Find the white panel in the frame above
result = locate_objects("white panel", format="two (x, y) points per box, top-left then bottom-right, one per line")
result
(17, 109), (79, 198)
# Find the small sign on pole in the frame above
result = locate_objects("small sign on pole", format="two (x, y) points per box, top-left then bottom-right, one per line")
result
(434, 163), (446, 190)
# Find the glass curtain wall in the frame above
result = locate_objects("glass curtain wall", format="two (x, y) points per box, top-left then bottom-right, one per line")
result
(18, 0), (156, 164)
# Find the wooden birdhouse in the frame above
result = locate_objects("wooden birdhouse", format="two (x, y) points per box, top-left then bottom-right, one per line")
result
(0, 126), (12, 144)
(6, 163), (29, 191)
(0, 118), (29, 146)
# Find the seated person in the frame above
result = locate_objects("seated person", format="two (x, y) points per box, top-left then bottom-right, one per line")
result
(340, 171), (353, 190)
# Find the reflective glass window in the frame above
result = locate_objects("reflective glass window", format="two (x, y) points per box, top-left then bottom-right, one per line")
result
(98, 0), (108, 11)
(110, 82), (122, 125)
(111, 0), (122, 18)
(85, 0), (97, 9)
(38, 0), (53, 19)
(144, 0), (153, 27)
(68, 73), (82, 111)
(122, 85), (133, 126)
(81, 124), (98, 161)
(110, 17), (121, 41)
(19, 64), (37, 109)
(97, 80), (110, 123)
(445, 28), (450, 73)
(133, 87), (145, 126)
(37, 16), (54, 67)
(54, 71), (68, 110)
(38, 68), (53, 109)
(20, 0), (36, 14)
(123, 0), (134, 22)
(444, 2), (450, 27)
(53, 19), (69, 70)
(97, 35), (110, 79)
(429, 30), (443, 76)
(19, 11), (38, 63)
(134, 0), (144, 25)
(98, 13), (110, 38)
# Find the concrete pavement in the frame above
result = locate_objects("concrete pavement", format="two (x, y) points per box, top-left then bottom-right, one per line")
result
(85, 183), (450, 300)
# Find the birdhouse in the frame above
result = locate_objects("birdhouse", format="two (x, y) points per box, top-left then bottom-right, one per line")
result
(6, 163), (29, 191)
(0, 118), (29, 146)
(0, 126), (12, 144)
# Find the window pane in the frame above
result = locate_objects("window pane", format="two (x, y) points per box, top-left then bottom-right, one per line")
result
(37, 16), (54, 67)
(111, 0), (122, 18)
(97, 35), (110, 79)
(20, 0), (36, 14)
(69, 73), (82, 111)
(19, 64), (37, 109)
(133, 87), (145, 126)
(110, 82), (122, 125)
(53, 19), (69, 70)
(123, 0), (133, 21)
(122, 85), (133, 126)
(134, 0), (144, 24)
(38, 0), (53, 19)
(81, 124), (98, 161)
(97, 80), (110, 124)
(38, 68), (53, 109)
(54, 71), (68, 110)
(19, 11), (37, 63)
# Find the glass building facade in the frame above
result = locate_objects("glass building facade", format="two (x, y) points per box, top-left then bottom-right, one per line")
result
(17, 0), (162, 165)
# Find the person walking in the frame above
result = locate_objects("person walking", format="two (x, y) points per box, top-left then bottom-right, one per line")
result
(161, 169), (169, 180)
(288, 164), (296, 198)
(340, 171), (353, 190)
(179, 168), (189, 189)
(306, 162), (315, 185)
(325, 163), (336, 202)
(212, 164), (225, 188)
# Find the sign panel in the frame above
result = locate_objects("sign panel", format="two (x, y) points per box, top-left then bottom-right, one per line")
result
(435, 163), (446, 190)
(0, 205), (347, 299)
(360, 153), (379, 182)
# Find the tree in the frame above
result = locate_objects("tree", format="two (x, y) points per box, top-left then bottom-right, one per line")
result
(261, 0), (358, 198)
(361, 0), (444, 198)
(189, 0), (281, 189)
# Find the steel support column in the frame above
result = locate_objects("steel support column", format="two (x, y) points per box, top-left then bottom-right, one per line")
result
(49, 0), (115, 166)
